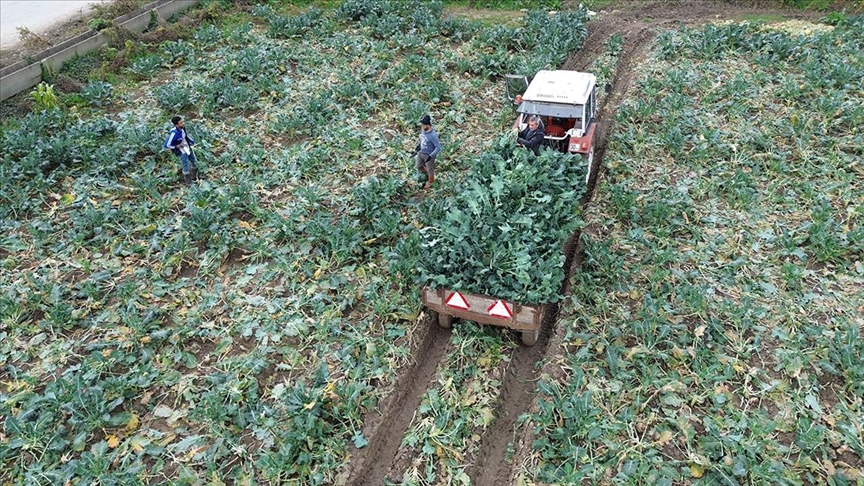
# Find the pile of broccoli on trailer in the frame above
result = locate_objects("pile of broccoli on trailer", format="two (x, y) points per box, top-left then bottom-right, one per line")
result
(418, 137), (586, 306)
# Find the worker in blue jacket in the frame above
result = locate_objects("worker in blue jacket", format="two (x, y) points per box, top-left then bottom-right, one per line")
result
(164, 115), (198, 185)
(414, 114), (441, 189)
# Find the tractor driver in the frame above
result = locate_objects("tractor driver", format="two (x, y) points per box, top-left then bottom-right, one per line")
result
(517, 115), (546, 155)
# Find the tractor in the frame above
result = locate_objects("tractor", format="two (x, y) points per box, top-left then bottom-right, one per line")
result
(506, 70), (599, 184)
(420, 70), (601, 346)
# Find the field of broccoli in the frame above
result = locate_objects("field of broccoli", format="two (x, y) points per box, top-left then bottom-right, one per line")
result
(1, 0), (861, 485)
(518, 15), (864, 486)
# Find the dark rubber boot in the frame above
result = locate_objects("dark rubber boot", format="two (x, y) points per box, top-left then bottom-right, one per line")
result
(184, 173), (192, 186)
(191, 165), (199, 181)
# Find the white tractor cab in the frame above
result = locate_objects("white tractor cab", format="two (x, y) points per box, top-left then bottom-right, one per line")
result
(506, 70), (598, 183)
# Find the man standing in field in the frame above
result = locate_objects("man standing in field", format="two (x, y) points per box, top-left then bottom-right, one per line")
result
(164, 115), (198, 186)
(414, 114), (441, 190)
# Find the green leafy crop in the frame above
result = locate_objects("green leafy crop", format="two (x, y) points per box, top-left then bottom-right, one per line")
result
(0, 0), (594, 482)
(522, 15), (864, 486)
(419, 139), (586, 304)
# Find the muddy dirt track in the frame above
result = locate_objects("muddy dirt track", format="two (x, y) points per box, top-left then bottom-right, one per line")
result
(342, 2), (820, 484)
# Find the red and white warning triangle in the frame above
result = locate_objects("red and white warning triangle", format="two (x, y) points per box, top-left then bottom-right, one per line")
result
(487, 300), (513, 319)
(445, 291), (470, 310)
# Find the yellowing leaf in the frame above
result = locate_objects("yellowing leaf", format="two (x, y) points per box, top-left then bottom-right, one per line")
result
(304, 401), (317, 410)
(237, 220), (253, 230)
(129, 434), (149, 453)
(1, 380), (30, 392)
(322, 382), (338, 400)
(690, 464), (705, 478)
(657, 430), (674, 445)
(157, 433), (176, 447)
(126, 413), (140, 432)
(479, 407), (495, 426)
(210, 471), (226, 486)
(106, 435), (120, 448)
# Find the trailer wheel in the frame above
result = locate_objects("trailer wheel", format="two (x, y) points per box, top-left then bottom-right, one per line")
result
(437, 312), (453, 329)
(521, 328), (538, 346)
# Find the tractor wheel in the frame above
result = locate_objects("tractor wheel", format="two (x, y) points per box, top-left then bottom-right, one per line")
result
(584, 143), (596, 185)
(521, 327), (539, 346)
(437, 312), (453, 329)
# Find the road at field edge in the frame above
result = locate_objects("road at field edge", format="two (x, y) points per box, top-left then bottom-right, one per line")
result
(0, 0), (109, 50)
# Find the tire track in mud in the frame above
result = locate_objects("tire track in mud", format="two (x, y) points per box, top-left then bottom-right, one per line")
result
(340, 313), (451, 486)
(494, 2), (816, 482)
(588, 27), (656, 195)
(343, 4), (808, 483)
(463, 236), (576, 486)
(467, 22), (656, 486)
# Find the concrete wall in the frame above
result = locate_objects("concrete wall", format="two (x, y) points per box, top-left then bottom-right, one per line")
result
(0, 0), (198, 102)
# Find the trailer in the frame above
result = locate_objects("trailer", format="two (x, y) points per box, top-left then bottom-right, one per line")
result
(421, 287), (547, 346)
(419, 70), (596, 346)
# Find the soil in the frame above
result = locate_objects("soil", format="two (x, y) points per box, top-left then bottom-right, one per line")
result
(338, 312), (452, 486)
(341, 1), (839, 484)
(464, 226), (584, 486)
(5, 0), (851, 484)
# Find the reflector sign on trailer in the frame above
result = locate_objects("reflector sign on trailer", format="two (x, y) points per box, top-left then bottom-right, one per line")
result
(445, 291), (470, 310)
(487, 300), (513, 319)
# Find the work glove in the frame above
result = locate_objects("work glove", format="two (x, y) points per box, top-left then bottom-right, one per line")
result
(516, 137), (528, 145)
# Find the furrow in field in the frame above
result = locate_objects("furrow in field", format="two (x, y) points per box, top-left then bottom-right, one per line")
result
(340, 314), (451, 486)
(488, 23), (655, 485)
